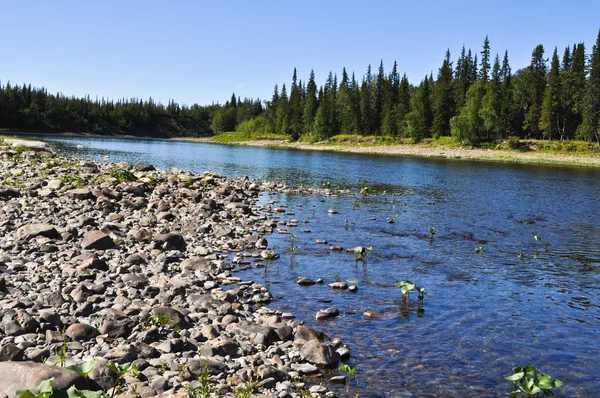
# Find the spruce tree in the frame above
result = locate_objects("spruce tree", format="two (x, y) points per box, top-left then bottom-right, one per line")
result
(303, 70), (318, 133)
(580, 30), (600, 143)
(479, 54), (502, 140)
(499, 51), (514, 139)
(524, 44), (547, 139)
(479, 35), (491, 82)
(406, 76), (433, 141)
(374, 60), (386, 134)
(360, 65), (375, 135)
(396, 74), (411, 137)
(289, 68), (303, 139)
(539, 48), (562, 140)
(432, 49), (455, 137)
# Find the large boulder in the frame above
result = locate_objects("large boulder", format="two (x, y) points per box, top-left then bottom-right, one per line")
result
(299, 340), (340, 368)
(0, 362), (87, 398)
(82, 230), (116, 250)
(16, 224), (60, 241)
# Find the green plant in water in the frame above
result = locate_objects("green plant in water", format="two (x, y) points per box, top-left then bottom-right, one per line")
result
(108, 169), (137, 183)
(339, 364), (359, 398)
(287, 233), (299, 252)
(505, 366), (563, 397)
(335, 273), (341, 282)
(429, 226), (435, 238)
(475, 246), (485, 255)
(395, 281), (427, 314)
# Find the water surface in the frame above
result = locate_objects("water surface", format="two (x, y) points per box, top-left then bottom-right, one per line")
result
(17, 133), (600, 396)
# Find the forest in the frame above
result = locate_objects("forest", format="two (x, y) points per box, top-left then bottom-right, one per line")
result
(1, 30), (599, 143)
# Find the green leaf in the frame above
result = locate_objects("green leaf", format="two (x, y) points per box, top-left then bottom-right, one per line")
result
(506, 391), (521, 397)
(15, 391), (37, 398)
(66, 362), (95, 378)
(506, 372), (524, 382)
(66, 386), (107, 398)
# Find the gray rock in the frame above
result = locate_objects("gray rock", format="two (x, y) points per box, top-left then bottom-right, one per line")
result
(16, 223), (60, 241)
(153, 233), (186, 251)
(0, 188), (20, 198)
(300, 339), (340, 368)
(297, 277), (316, 286)
(82, 230), (116, 250)
(134, 163), (155, 171)
(65, 323), (98, 342)
(0, 362), (88, 398)
(315, 307), (340, 320)
(0, 344), (24, 361)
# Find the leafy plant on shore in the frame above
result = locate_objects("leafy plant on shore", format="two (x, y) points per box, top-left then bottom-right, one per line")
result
(108, 169), (137, 183)
(505, 366), (563, 397)
(185, 361), (213, 398)
(60, 175), (85, 188)
(106, 362), (138, 397)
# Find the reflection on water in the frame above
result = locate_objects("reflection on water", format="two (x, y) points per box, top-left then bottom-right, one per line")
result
(14, 133), (600, 396)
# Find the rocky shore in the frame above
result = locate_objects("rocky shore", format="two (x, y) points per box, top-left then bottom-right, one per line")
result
(0, 140), (350, 397)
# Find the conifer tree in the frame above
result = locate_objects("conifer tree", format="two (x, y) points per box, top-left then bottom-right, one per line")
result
(539, 48), (562, 140)
(479, 54), (502, 139)
(396, 74), (411, 137)
(303, 70), (318, 133)
(479, 35), (491, 82)
(406, 76), (433, 141)
(499, 51), (514, 139)
(289, 68), (303, 139)
(524, 44), (547, 138)
(360, 65), (375, 135)
(580, 30), (600, 143)
(432, 49), (455, 137)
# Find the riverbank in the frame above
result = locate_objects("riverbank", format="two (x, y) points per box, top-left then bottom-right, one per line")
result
(180, 134), (600, 168)
(0, 141), (349, 397)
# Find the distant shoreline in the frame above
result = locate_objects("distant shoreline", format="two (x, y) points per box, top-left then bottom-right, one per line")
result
(176, 137), (600, 168)
(3, 131), (600, 168)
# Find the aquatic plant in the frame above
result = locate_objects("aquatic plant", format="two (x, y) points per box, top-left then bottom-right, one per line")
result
(505, 366), (562, 397)
(339, 364), (359, 398)
(108, 169), (137, 183)
(287, 233), (299, 252)
(395, 281), (427, 314)
(475, 245), (485, 255)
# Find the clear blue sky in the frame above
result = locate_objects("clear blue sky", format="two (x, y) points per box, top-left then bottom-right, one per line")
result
(1, 0), (598, 106)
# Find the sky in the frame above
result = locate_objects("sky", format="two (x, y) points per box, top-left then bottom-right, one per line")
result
(0, 0), (598, 107)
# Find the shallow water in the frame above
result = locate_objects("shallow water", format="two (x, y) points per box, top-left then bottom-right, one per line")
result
(18, 133), (600, 396)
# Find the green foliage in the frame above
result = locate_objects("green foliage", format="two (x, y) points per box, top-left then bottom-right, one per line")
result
(16, 378), (54, 398)
(287, 233), (299, 252)
(185, 361), (213, 398)
(108, 169), (137, 183)
(60, 175), (85, 188)
(66, 362), (95, 379)
(506, 366), (563, 397)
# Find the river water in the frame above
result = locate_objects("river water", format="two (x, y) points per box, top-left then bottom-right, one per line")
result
(17, 134), (600, 396)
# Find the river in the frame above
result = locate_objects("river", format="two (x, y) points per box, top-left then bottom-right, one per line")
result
(16, 134), (600, 397)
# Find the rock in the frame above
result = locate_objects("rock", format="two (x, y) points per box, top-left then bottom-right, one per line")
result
(212, 340), (240, 356)
(0, 344), (24, 361)
(65, 323), (98, 342)
(0, 362), (88, 397)
(153, 233), (186, 251)
(330, 375), (347, 384)
(180, 257), (212, 273)
(328, 281), (348, 289)
(134, 163), (155, 171)
(315, 307), (339, 320)
(82, 230), (116, 250)
(295, 325), (331, 344)
(300, 340), (340, 368)
(151, 307), (190, 329)
(290, 363), (318, 374)
(0, 188), (20, 198)
(297, 277), (316, 286)
(16, 223), (60, 241)
(67, 188), (94, 200)
(255, 237), (268, 249)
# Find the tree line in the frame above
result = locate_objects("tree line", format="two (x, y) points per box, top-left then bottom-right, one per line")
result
(213, 30), (600, 144)
(1, 30), (598, 143)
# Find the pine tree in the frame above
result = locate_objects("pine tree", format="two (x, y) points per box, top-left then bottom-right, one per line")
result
(539, 48), (562, 140)
(336, 68), (353, 134)
(303, 70), (318, 133)
(451, 80), (486, 144)
(374, 60), (386, 134)
(570, 43), (587, 139)
(289, 68), (303, 139)
(524, 44), (547, 139)
(396, 74), (411, 137)
(499, 51), (514, 139)
(313, 72), (337, 139)
(559, 46), (573, 140)
(479, 35), (491, 82)
(479, 54), (502, 140)
(360, 65), (375, 135)
(406, 76), (433, 141)
(580, 30), (600, 143)
(276, 84), (290, 134)
(349, 72), (362, 134)
(432, 49), (455, 137)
